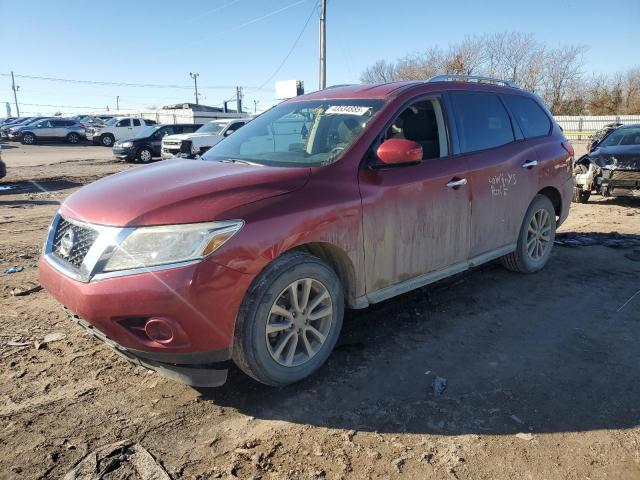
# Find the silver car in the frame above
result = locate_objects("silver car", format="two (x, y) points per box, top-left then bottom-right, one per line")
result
(19, 119), (85, 145)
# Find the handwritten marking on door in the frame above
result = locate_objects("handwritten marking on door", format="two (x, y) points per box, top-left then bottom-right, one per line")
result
(489, 172), (517, 197)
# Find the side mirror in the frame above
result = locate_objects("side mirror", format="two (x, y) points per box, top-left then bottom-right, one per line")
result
(376, 138), (423, 165)
(224, 129), (235, 136)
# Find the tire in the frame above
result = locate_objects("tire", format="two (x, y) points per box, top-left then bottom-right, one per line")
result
(21, 132), (35, 145)
(100, 134), (114, 147)
(572, 188), (590, 204)
(232, 251), (344, 386)
(66, 132), (80, 144)
(136, 147), (153, 163)
(501, 194), (556, 274)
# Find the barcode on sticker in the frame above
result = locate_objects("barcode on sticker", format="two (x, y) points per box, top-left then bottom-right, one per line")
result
(326, 106), (371, 116)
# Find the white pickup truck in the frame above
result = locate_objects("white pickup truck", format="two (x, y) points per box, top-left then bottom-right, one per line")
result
(86, 117), (156, 147)
(161, 118), (250, 158)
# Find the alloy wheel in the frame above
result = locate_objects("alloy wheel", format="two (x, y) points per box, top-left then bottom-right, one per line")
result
(140, 149), (152, 162)
(526, 208), (552, 260)
(265, 278), (333, 367)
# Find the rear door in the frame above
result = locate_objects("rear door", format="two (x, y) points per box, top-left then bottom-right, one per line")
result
(358, 96), (471, 300)
(448, 91), (539, 259)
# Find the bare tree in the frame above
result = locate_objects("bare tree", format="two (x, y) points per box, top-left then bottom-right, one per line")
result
(360, 60), (398, 84)
(541, 45), (586, 114)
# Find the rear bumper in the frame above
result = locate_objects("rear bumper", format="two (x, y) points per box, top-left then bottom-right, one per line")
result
(558, 176), (575, 226)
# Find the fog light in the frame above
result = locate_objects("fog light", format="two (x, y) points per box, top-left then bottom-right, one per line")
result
(144, 318), (174, 344)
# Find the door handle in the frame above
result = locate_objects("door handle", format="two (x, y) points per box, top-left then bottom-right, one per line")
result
(522, 160), (538, 169)
(446, 178), (467, 188)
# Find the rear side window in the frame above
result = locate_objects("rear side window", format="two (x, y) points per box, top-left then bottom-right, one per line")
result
(450, 92), (514, 153)
(503, 95), (551, 138)
(132, 119), (141, 126)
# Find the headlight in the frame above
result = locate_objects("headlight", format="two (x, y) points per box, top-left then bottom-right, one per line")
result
(102, 221), (243, 272)
(120, 141), (133, 148)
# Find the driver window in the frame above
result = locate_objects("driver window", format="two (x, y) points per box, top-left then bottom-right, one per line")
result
(385, 99), (448, 159)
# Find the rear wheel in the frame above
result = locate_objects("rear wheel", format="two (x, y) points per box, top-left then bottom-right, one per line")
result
(21, 132), (35, 145)
(136, 147), (153, 163)
(501, 194), (556, 274)
(66, 132), (80, 144)
(100, 134), (114, 147)
(233, 252), (344, 386)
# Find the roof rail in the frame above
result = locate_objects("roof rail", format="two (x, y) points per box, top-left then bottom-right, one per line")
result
(428, 74), (519, 89)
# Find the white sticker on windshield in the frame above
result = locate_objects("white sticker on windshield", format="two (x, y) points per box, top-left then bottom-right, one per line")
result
(325, 106), (371, 116)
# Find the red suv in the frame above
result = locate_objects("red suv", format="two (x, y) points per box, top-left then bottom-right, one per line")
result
(40, 76), (574, 387)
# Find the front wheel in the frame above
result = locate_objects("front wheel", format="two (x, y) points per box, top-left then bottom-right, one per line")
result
(100, 134), (114, 147)
(572, 188), (590, 203)
(136, 147), (153, 163)
(22, 133), (35, 145)
(501, 194), (556, 274)
(233, 252), (344, 386)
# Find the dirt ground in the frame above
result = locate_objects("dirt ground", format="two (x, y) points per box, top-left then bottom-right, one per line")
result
(0, 144), (639, 480)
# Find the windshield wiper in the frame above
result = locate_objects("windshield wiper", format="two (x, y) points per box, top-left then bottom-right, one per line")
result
(218, 158), (264, 166)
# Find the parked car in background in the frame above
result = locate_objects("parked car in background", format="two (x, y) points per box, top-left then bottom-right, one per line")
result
(1, 117), (36, 138)
(5, 117), (48, 141)
(18, 118), (86, 145)
(573, 123), (640, 202)
(86, 117), (156, 147)
(0, 117), (18, 127)
(113, 123), (203, 163)
(161, 118), (250, 158)
(39, 76), (573, 387)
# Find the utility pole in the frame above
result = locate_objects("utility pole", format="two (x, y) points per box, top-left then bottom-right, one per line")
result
(319, 0), (326, 90)
(190, 72), (200, 105)
(116, 96), (120, 110)
(253, 99), (258, 113)
(10, 71), (20, 117)
(236, 86), (243, 113)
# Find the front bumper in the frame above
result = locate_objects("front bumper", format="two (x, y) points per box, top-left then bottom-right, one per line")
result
(7, 132), (23, 141)
(39, 254), (254, 386)
(112, 146), (135, 161)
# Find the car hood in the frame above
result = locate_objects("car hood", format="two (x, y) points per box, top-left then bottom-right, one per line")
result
(589, 145), (640, 171)
(60, 159), (310, 226)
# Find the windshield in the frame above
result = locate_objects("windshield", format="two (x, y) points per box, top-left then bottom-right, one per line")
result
(202, 99), (384, 167)
(104, 118), (120, 126)
(196, 122), (227, 135)
(598, 126), (640, 148)
(133, 125), (161, 138)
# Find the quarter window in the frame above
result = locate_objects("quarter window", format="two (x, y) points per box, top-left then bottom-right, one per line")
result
(503, 95), (551, 138)
(450, 92), (515, 153)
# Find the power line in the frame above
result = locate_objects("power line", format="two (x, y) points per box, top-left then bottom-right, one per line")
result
(258, 0), (319, 89)
(0, 73), (274, 91)
(216, 0), (309, 36)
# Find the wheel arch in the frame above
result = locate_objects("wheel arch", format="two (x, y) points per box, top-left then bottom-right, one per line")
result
(291, 242), (359, 309)
(537, 186), (562, 218)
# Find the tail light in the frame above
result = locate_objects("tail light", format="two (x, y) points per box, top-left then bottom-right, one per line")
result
(561, 141), (574, 157)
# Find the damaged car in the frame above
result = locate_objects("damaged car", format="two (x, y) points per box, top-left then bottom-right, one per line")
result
(573, 124), (640, 203)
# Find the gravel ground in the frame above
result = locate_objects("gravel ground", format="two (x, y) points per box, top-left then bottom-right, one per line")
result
(0, 145), (639, 480)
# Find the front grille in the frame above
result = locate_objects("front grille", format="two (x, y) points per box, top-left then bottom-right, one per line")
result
(52, 217), (99, 269)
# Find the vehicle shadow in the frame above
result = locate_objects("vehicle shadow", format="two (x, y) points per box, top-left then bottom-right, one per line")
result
(586, 195), (640, 207)
(0, 179), (82, 196)
(0, 199), (60, 206)
(198, 246), (640, 436)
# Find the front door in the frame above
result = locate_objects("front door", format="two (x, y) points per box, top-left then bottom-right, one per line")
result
(358, 97), (471, 300)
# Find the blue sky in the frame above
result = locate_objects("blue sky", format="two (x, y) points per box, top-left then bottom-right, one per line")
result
(1, 0), (638, 116)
